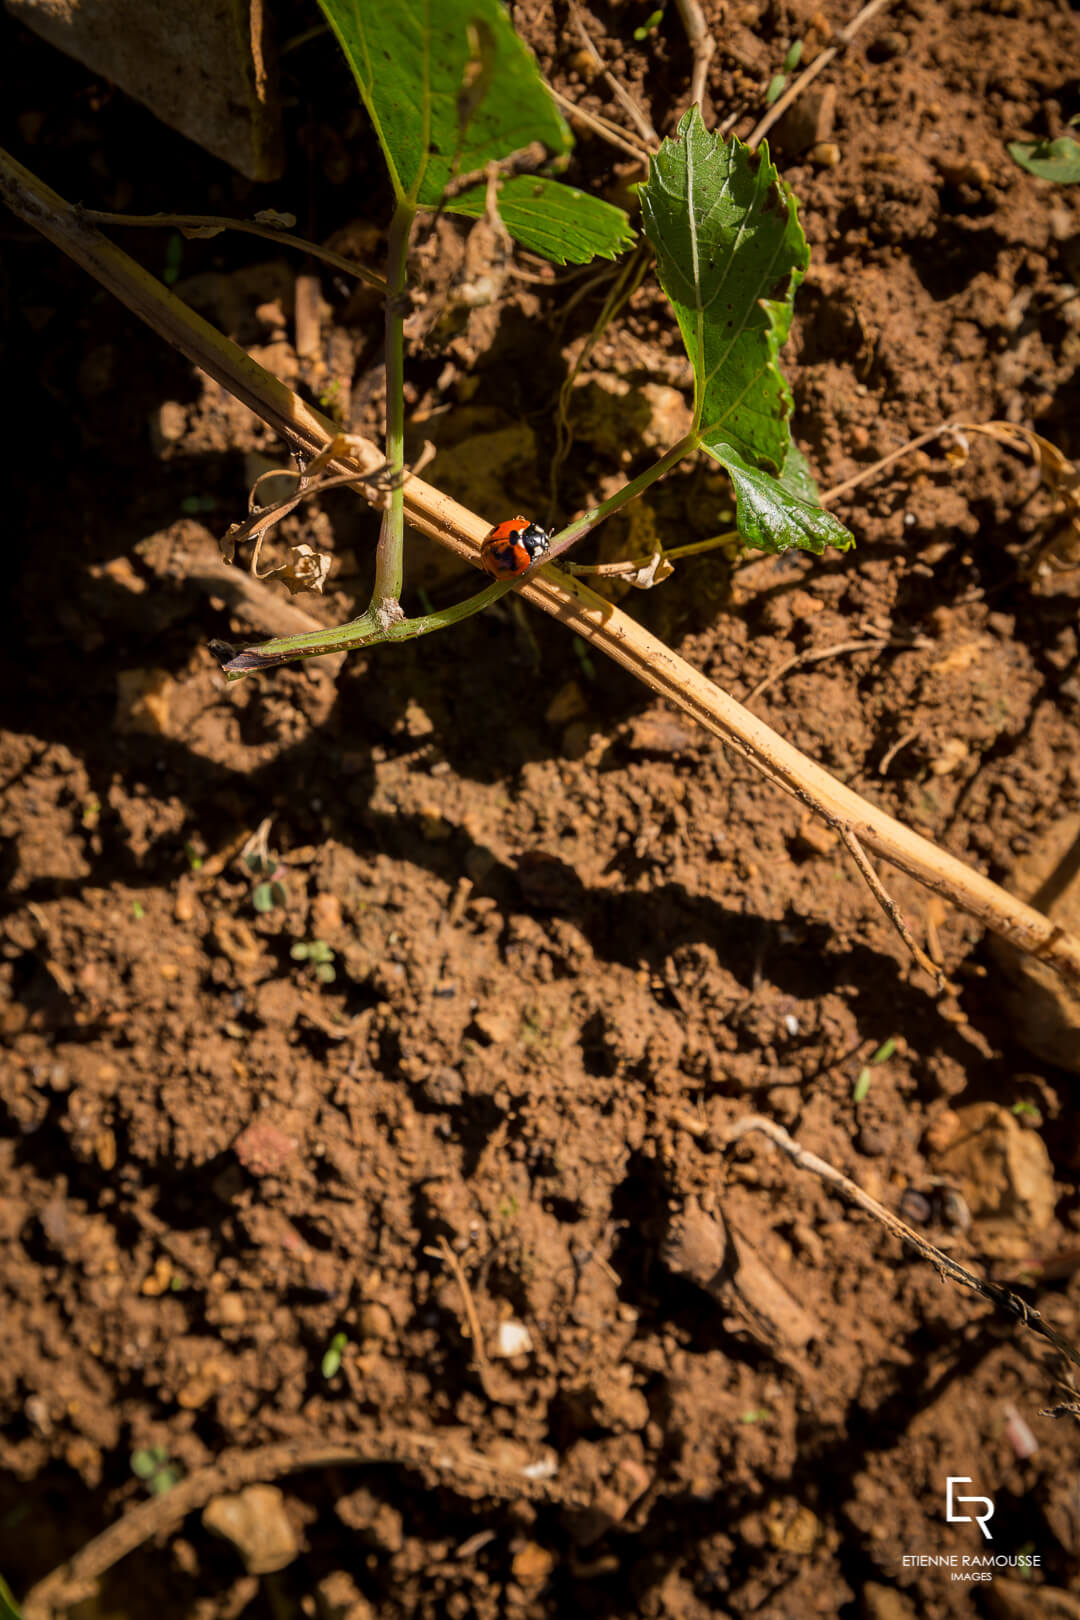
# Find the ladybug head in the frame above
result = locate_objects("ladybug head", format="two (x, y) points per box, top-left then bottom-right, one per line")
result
(517, 522), (551, 562)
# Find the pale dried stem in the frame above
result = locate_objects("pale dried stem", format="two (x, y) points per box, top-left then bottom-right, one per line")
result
(3, 147), (1079, 989)
(745, 0), (893, 150)
(571, 4), (660, 146)
(80, 208), (386, 289)
(673, 0), (717, 118)
(548, 85), (651, 163)
(724, 1115), (1080, 1376)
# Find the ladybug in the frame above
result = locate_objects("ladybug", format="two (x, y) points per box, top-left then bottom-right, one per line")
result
(479, 516), (551, 578)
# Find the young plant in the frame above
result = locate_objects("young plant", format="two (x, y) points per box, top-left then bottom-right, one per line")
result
(213, 1), (849, 675)
(765, 38), (804, 106)
(321, 1331), (348, 1378)
(852, 1036), (897, 1103)
(240, 819), (288, 913)
(130, 1445), (181, 1495)
(291, 939), (336, 985)
(1008, 126), (1080, 183)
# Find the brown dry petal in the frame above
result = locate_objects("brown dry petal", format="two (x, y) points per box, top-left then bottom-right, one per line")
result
(269, 542), (332, 596)
(625, 552), (675, 590)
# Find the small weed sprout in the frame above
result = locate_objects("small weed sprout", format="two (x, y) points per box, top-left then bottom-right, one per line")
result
(130, 1446), (181, 1495)
(853, 1036), (896, 1103)
(240, 818), (288, 914)
(321, 1331), (348, 1378)
(291, 939), (336, 984)
(765, 38), (804, 106)
(1008, 117), (1080, 183)
(634, 6), (665, 41)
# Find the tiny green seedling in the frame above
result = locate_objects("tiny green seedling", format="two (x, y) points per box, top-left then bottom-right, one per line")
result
(1009, 120), (1080, 184)
(739, 1407), (771, 1424)
(634, 6), (665, 41)
(131, 899), (145, 921)
(321, 1331), (348, 1378)
(1011, 1099), (1042, 1123)
(130, 1446), (181, 1495)
(765, 38), (804, 107)
(251, 871), (288, 914)
(241, 821), (288, 913)
(183, 840), (204, 872)
(291, 939), (336, 984)
(853, 1037), (896, 1103)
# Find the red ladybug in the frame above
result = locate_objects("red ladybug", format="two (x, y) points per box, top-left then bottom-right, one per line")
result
(479, 516), (551, 578)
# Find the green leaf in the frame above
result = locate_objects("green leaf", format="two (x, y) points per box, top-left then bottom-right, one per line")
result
(252, 881), (276, 913)
(853, 1067), (872, 1103)
(317, 0), (571, 208)
(446, 175), (634, 264)
(709, 441), (853, 554)
(0, 1573), (23, 1620)
(131, 1446), (167, 1479)
(765, 74), (787, 106)
(1008, 136), (1080, 184)
(639, 108), (852, 554)
(634, 7), (665, 39)
(870, 1036), (896, 1065)
(782, 39), (804, 72)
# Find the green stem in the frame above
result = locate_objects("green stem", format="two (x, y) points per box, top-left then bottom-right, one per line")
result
(371, 200), (416, 611)
(545, 429), (701, 561)
(218, 577), (515, 678)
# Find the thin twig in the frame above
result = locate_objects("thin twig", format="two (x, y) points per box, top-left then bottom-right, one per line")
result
(672, 0), (717, 119)
(428, 1237), (500, 1401)
(4, 148), (1079, 989)
(724, 1115), (1080, 1377)
(565, 529), (740, 576)
(822, 422), (955, 506)
(744, 637), (887, 703)
(745, 0), (893, 150)
(21, 1431), (576, 1620)
(571, 5), (660, 146)
(839, 824), (949, 989)
(79, 209), (386, 290)
(878, 725), (920, 776)
(548, 85), (651, 163)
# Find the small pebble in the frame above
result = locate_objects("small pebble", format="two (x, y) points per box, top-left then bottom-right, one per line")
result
(491, 1318), (533, 1358)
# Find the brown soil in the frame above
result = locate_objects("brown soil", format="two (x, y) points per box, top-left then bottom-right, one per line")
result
(3, 2), (1080, 1618)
